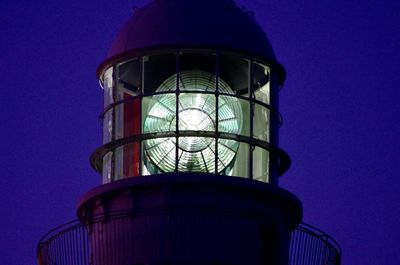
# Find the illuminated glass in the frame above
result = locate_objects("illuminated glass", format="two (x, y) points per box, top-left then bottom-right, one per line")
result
(178, 137), (216, 172)
(114, 146), (123, 180)
(142, 138), (176, 174)
(142, 70), (242, 174)
(103, 110), (112, 144)
(142, 94), (176, 133)
(102, 67), (114, 144)
(218, 95), (248, 136)
(253, 62), (270, 105)
(102, 152), (112, 183)
(253, 147), (269, 182)
(253, 62), (270, 141)
(254, 103), (270, 142)
(103, 67), (113, 107)
(98, 51), (277, 183)
(220, 141), (249, 178)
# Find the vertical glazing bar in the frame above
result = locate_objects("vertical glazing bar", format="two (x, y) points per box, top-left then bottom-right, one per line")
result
(111, 65), (116, 182)
(175, 50), (180, 172)
(270, 72), (279, 185)
(249, 60), (254, 179)
(139, 56), (144, 176)
(215, 51), (220, 174)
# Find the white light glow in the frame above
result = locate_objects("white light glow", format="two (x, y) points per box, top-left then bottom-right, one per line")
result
(143, 70), (242, 173)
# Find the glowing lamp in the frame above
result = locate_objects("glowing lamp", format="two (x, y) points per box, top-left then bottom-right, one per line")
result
(143, 70), (242, 174)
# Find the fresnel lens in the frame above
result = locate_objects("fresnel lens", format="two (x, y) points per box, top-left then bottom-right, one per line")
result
(143, 70), (242, 174)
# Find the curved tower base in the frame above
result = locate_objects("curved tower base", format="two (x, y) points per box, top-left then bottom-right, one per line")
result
(78, 174), (302, 265)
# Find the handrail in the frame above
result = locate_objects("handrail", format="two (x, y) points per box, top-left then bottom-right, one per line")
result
(38, 212), (341, 265)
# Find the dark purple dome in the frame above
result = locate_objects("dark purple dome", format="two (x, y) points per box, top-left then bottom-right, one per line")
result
(100, 0), (285, 80)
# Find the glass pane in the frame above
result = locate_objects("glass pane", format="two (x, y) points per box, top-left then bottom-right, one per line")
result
(179, 93), (215, 132)
(178, 137), (215, 173)
(143, 54), (176, 94)
(142, 94), (176, 133)
(103, 109), (112, 144)
(115, 99), (141, 140)
(115, 59), (141, 140)
(117, 58), (141, 98)
(218, 95), (249, 136)
(114, 104), (123, 140)
(219, 54), (249, 96)
(114, 146), (123, 181)
(102, 152), (112, 184)
(179, 52), (216, 92)
(253, 147), (269, 182)
(124, 142), (141, 178)
(110, 143), (142, 181)
(103, 67), (113, 108)
(218, 139), (248, 178)
(253, 62), (270, 105)
(142, 137), (176, 174)
(253, 103), (270, 142)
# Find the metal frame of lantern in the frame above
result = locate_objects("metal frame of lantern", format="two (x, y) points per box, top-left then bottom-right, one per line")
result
(91, 48), (290, 185)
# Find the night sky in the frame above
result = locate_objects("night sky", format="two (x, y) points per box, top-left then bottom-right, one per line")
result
(1, 0), (400, 264)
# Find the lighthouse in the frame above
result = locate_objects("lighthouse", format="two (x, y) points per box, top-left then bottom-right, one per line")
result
(37, 1), (341, 264)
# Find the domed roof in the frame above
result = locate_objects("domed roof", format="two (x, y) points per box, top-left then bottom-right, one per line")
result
(100, 0), (285, 80)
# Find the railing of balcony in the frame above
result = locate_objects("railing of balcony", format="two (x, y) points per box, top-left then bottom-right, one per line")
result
(289, 223), (341, 265)
(37, 213), (341, 265)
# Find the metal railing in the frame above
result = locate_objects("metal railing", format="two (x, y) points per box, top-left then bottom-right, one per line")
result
(289, 223), (341, 265)
(38, 213), (341, 265)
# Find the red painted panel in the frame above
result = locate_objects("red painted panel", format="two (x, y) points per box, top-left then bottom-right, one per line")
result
(123, 93), (140, 177)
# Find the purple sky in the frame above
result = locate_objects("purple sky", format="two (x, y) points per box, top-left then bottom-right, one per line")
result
(1, 0), (400, 264)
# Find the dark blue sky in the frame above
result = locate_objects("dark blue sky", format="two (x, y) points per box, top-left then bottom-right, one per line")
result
(1, 0), (399, 264)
